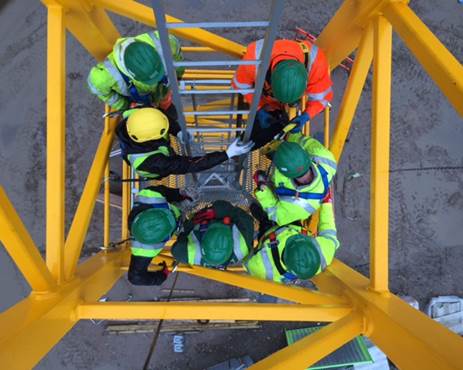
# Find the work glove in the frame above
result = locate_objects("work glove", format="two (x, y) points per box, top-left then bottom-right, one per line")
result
(322, 187), (333, 204)
(176, 130), (192, 145)
(225, 138), (254, 158)
(256, 108), (273, 129)
(253, 170), (268, 190)
(192, 208), (216, 224)
(290, 112), (310, 133)
(158, 89), (173, 111)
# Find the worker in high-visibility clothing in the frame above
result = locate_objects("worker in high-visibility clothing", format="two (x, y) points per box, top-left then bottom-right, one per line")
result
(171, 200), (254, 268)
(116, 107), (254, 180)
(232, 39), (333, 146)
(244, 190), (339, 283)
(87, 31), (184, 111)
(253, 133), (337, 226)
(127, 185), (192, 285)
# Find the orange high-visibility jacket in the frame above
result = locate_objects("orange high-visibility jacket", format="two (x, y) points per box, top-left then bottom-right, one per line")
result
(232, 39), (333, 119)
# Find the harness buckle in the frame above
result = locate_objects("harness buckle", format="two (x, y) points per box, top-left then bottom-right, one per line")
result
(268, 232), (279, 249)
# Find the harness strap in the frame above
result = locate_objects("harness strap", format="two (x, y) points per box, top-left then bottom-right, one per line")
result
(120, 72), (153, 105)
(275, 164), (330, 200)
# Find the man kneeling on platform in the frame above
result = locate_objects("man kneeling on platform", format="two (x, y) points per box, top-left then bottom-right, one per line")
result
(128, 185), (191, 286)
(171, 200), (254, 268)
(244, 189), (339, 283)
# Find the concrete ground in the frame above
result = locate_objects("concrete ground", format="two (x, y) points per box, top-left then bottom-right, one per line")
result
(0, 0), (462, 369)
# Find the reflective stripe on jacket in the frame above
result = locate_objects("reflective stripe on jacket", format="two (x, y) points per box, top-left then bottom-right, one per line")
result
(185, 224), (250, 267)
(255, 133), (337, 226)
(130, 188), (181, 258)
(232, 39), (333, 118)
(244, 203), (339, 283)
(127, 146), (170, 179)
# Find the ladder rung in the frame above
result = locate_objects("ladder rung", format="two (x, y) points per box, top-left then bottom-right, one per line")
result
(179, 89), (254, 95)
(166, 21), (270, 29)
(189, 127), (246, 132)
(174, 60), (260, 67)
(181, 80), (232, 85)
(184, 110), (250, 116)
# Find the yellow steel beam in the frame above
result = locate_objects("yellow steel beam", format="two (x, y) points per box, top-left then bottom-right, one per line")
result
(92, 0), (246, 57)
(77, 302), (351, 322)
(316, 0), (409, 70)
(121, 161), (130, 241)
(324, 106), (330, 147)
(42, 0), (120, 60)
(250, 312), (363, 370)
(326, 260), (463, 370)
(0, 187), (57, 292)
(103, 106), (111, 248)
(330, 23), (373, 162)
(163, 261), (348, 306)
(182, 46), (215, 52)
(0, 249), (125, 369)
(64, 119), (118, 280)
(46, 4), (66, 282)
(370, 15), (392, 292)
(383, 2), (463, 117)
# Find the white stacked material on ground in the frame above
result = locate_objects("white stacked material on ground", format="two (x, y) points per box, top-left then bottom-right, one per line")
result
(426, 295), (463, 335)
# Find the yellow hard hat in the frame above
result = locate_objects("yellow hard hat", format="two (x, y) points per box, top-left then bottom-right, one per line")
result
(126, 108), (169, 143)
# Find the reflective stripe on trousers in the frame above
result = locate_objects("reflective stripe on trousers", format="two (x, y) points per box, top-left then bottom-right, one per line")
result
(260, 247), (274, 281)
(232, 225), (245, 261)
(134, 195), (168, 205)
(190, 233), (203, 265)
(103, 59), (130, 95)
(131, 240), (165, 251)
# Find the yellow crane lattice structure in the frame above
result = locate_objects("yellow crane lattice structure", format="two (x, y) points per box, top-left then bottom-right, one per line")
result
(0, 0), (463, 369)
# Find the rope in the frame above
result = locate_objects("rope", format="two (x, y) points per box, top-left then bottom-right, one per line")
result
(142, 269), (180, 370)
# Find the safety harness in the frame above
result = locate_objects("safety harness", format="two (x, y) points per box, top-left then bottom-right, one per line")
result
(263, 41), (315, 97)
(264, 227), (309, 282)
(274, 164), (329, 200)
(194, 216), (238, 269)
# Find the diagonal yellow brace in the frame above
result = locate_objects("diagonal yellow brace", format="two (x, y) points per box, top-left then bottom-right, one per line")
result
(93, 0), (246, 57)
(154, 257), (348, 306)
(330, 23), (373, 162)
(64, 119), (118, 280)
(0, 187), (57, 292)
(249, 312), (363, 370)
(77, 302), (351, 322)
(383, 2), (463, 117)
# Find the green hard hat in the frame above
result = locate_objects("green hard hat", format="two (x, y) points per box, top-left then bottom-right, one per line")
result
(201, 222), (233, 266)
(274, 141), (311, 178)
(124, 41), (164, 85)
(271, 60), (308, 104)
(282, 234), (321, 279)
(130, 208), (176, 244)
